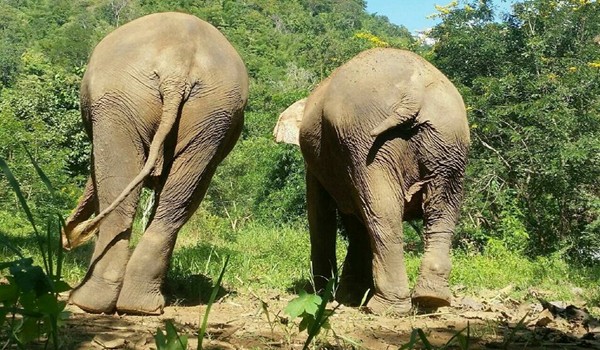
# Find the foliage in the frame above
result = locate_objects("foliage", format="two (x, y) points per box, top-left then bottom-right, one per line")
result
(0, 0), (594, 265)
(152, 255), (229, 350)
(154, 320), (188, 350)
(284, 278), (337, 349)
(0, 1), (597, 347)
(430, 0), (600, 261)
(0, 0), (416, 238)
(285, 290), (328, 333)
(0, 156), (70, 349)
(198, 255), (229, 350)
(0, 258), (70, 348)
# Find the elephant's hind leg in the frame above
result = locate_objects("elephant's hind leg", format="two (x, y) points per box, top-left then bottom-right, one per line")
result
(412, 144), (467, 309)
(336, 213), (374, 306)
(70, 116), (144, 313)
(116, 109), (242, 315)
(360, 167), (411, 315)
(116, 147), (220, 314)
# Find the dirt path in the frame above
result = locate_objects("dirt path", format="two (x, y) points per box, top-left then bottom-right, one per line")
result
(63, 289), (600, 349)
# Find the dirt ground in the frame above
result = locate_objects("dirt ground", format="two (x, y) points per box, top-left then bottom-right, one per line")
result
(63, 287), (600, 350)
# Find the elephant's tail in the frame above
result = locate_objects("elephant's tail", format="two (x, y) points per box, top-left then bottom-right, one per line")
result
(64, 84), (188, 249)
(61, 177), (98, 250)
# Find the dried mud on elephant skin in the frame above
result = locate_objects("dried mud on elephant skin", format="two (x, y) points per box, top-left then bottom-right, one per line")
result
(57, 289), (600, 350)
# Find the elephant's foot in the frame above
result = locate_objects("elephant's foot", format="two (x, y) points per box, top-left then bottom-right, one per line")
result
(367, 294), (411, 316)
(69, 275), (121, 314)
(116, 279), (164, 315)
(412, 274), (452, 310)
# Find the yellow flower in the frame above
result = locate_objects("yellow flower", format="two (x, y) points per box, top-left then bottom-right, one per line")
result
(354, 32), (389, 48)
(547, 73), (558, 80)
(434, 1), (458, 15)
(588, 61), (600, 68)
(568, 66), (577, 72)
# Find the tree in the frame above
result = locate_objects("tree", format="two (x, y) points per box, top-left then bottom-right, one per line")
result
(430, 0), (600, 262)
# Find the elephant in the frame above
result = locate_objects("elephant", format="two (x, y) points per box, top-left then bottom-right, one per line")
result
(62, 12), (248, 315)
(273, 48), (469, 315)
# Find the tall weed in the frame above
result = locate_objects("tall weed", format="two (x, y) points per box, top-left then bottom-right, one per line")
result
(0, 155), (70, 349)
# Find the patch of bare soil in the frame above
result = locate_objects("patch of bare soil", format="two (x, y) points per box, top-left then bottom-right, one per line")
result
(64, 288), (600, 350)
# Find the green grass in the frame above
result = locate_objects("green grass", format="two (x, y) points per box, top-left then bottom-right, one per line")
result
(1, 209), (599, 306)
(449, 246), (600, 303)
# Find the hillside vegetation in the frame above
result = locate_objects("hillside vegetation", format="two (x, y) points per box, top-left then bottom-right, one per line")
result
(0, 0), (598, 277)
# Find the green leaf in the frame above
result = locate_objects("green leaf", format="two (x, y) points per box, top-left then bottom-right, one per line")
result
(19, 291), (38, 311)
(166, 321), (188, 350)
(400, 329), (420, 350)
(154, 328), (167, 348)
(0, 309), (8, 329)
(0, 283), (19, 303)
(0, 236), (24, 259)
(400, 328), (435, 350)
(37, 293), (60, 314)
(22, 144), (55, 195)
(10, 263), (51, 296)
(416, 328), (433, 349)
(0, 157), (49, 274)
(298, 314), (314, 333)
(16, 316), (40, 344)
(198, 255), (229, 350)
(51, 280), (71, 294)
(284, 290), (322, 320)
(2, 257), (33, 271)
(302, 278), (337, 350)
(155, 321), (187, 350)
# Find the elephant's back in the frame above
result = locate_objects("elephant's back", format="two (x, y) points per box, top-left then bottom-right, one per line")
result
(319, 48), (467, 158)
(302, 49), (462, 215)
(82, 12), (248, 107)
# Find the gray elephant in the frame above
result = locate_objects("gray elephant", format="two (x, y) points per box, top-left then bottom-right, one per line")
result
(62, 12), (248, 315)
(274, 48), (469, 314)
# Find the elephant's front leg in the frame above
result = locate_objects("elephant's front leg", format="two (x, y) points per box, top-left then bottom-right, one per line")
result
(361, 167), (411, 315)
(306, 171), (338, 294)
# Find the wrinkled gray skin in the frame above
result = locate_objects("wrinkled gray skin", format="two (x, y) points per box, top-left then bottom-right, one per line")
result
(274, 48), (469, 315)
(63, 12), (248, 315)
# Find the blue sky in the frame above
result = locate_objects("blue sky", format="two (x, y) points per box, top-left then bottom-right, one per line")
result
(366, 0), (519, 34)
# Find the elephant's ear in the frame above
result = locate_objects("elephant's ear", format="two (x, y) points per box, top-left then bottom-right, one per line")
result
(273, 98), (306, 146)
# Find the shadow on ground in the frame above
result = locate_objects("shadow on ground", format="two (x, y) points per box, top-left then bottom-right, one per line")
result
(165, 242), (233, 306)
(287, 277), (313, 295)
(165, 273), (229, 306)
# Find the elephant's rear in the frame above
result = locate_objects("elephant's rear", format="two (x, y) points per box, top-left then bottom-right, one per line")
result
(301, 48), (469, 216)
(321, 48), (467, 150)
(70, 13), (249, 315)
(81, 12), (248, 139)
